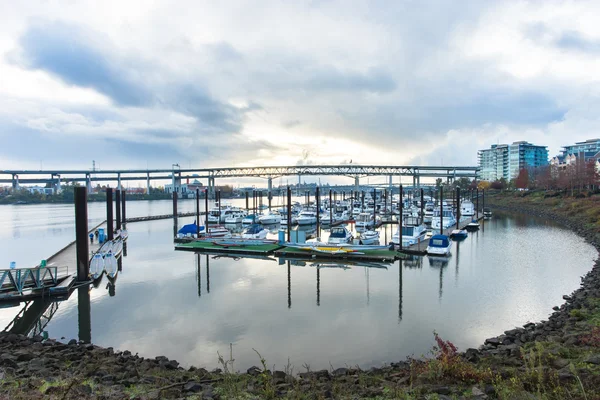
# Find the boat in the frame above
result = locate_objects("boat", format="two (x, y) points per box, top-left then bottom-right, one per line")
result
(258, 211), (282, 225)
(178, 222), (201, 237)
(449, 229), (468, 240)
(224, 210), (246, 224)
(460, 200), (475, 217)
(327, 226), (353, 244)
(208, 237), (277, 247)
(431, 206), (457, 232)
(355, 212), (378, 228)
(118, 229), (128, 240)
(483, 207), (492, 219)
(358, 230), (380, 245)
(465, 220), (480, 231)
(242, 224), (269, 239)
(111, 238), (123, 258)
(426, 234), (452, 256)
(296, 210), (317, 225)
(242, 214), (258, 225)
(104, 251), (118, 278)
(90, 253), (104, 279)
(285, 242), (392, 255)
(392, 223), (428, 247)
(200, 225), (231, 238)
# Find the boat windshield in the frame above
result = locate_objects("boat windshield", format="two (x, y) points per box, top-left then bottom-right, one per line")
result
(329, 228), (346, 238)
(401, 226), (415, 236)
(245, 224), (262, 234)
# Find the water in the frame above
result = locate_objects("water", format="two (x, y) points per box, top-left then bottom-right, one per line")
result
(0, 201), (596, 372)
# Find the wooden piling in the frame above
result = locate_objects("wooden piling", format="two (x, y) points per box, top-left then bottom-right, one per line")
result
(399, 185), (403, 250)
(205, 189), (209, 230)
(196, 189), (200, 237)
(420, 188), (424, 225)
(115, 189), (121, 231)
(106, 188), (114, 241)
(476, 188), (479, 219)
(75, 187), (89, 282)
(245, 191), (249, 213)
(316, 186), (321, 235)
(329, 189), (333, 226)
(172, 191), (178, 238)
(439, 186), (443, 234)
(287, 186), (292, 242)
(121, 190), (126, 225)
(218, 190), (221, 222)
(372, 188), (377, 227)
(456, 188), (461, 229)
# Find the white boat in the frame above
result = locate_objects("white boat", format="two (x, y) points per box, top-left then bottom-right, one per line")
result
(460, 200), (475, 217)
(242, 214), (258, 224)
(431, 206), (457, 232)
(224, 210), (246, 224)
(200, 225), (231, 238)
(426, 234), (452, 256)
(118, 229), (128, 240)
(207, 207), (222, 223)
(355, 212), (378, 228)
(296, 210), (317, 225)
(327, 226), (353, 244)
(241, 224), (269, 239)
(449, 229), (468, 240)
(90, 253), (104, 279)
(258, 211), (282, 225)
(466, 220), (480, 231)
(392, 224), (428, 247)
(334, 210), (351, 223)
(358, 230), (380, 245)
(483, 207), (492, 219)
(104, 252), (118, 278)
(111, 238), (123, 258)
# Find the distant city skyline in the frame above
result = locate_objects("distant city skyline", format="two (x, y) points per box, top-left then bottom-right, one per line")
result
(2, 1), (600, 170)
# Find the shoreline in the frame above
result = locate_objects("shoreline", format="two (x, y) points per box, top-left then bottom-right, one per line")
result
(1, 192), (600, 399)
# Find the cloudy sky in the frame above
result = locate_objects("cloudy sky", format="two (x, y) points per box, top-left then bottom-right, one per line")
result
(1, 0), (599, 171)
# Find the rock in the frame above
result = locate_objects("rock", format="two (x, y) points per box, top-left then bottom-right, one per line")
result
(315, 369), (330, 380)
(247, 366), (261, 376)
(101, 374), (114, 382)
(584, 354), (600, 365)
(332, 367), (348, 377)
(202, 384), (215, 399)
(552, 358), (570, 369)
(273, 370), (287, 382)
(15, 352), (35, 362)
(184, 381), (203, 392)
(74, 384), (92, 395)
(465, 348), (480, 363)
(67, 339), (77, 345)
(472, 386), (488, 399)
(430, 385), (451, 395)
(31, 335), (43, 343)
(44, 386), (63, 395)
(558, 371), (576, 382)
(484, 337), (500, 346)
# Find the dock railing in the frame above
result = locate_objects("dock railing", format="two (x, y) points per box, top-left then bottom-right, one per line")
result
(0, 265), (69, 295)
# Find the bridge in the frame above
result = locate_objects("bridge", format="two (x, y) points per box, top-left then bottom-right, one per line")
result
(0, 164), (479, 197)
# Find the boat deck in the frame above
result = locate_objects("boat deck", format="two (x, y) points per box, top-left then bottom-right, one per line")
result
(175, 240), (284, 255)
(273, 246), (400, 262)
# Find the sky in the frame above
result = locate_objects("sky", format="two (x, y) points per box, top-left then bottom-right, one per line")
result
(1, 0), (600, 174)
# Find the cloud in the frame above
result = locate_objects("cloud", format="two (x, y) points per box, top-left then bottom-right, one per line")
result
(555, 31), (600, 53)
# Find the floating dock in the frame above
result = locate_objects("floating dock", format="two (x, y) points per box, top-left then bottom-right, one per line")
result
(175, 240), (284, 255)
(273, 246), (400, 262)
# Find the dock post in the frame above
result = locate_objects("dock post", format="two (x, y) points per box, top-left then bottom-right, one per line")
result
(75, 186), (89, 282)
(456, 187), (460, 229)
(121, 189), (126, 225)
(329, 189), (333, 225)
(173, 191), (178, 238)
(205, 189), (209, 230)
(307, 191), (311, 207)
(287, 186), (292, 242)
(361, 191), (365, 210)
(258, 191), (263, 212)
(115, 189), (121, 232)
(245, 191), (249, 213)
(106, 188), (114, 241)
(196, 189), (200, 237)
(420, 188), (424, 225)
(372, 188), (377, 227)
(316, 186), (320, 235)
(399, 185), (403, 250)
(482, 189), (485, 216)
(439, 187), (444, 235)
(476, 189), (479, 219)
(218, 190), (221, 222)
(268, 177), (273, 211)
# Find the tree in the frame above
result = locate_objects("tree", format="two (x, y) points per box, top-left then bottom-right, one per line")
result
(515, 169), (529, 189)
(490, 180), (504, 190)
(477, 181), (491, 190)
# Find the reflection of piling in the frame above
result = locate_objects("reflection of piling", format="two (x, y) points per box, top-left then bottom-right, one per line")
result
(398, 259), (403, 322)
(287, 261), (291, 309)
(75, 187), (89, 281)
(115, 190), (122, 231)
(106, 188), (114, 240)
(197, 254), (201, 297)
(206, 254), (210, 293)
(316, 268), (320, 306)
(77, 286), (91, 343)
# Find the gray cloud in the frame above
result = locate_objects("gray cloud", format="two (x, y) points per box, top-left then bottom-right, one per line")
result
(555, 31), (600, 53)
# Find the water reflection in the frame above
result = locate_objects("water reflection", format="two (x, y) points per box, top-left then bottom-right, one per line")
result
(428, 256), (449, 301)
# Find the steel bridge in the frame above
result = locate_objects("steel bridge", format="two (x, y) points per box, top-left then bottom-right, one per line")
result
(0, 164), (479, 196)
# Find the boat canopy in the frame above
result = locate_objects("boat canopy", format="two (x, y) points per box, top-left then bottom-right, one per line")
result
(329, 227), (348, 238)
(244, 224), (264, 234)
(178, 222), (202, 235)
(429, 234), (450, 248)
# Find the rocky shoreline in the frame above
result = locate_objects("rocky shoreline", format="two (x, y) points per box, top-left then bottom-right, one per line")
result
(1, 193), (599, 399)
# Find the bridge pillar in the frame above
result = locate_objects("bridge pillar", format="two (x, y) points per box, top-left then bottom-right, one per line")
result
(354, 176), (359, 193)
(12, 174), (19, 191)
(412, 174), (416, 193)
(117, 173), (122, 191)
(389, 175), (393, 193)
(267, 177), (273, 205)
(208, 177), (215, 199)
(54, 174), (62, 194)
(146, 172), (151, 194)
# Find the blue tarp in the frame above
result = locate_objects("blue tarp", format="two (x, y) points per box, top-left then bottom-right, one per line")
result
(429, 234), (450, 247)
(244, 224), (264, 234)
(178, 222), (204, 235)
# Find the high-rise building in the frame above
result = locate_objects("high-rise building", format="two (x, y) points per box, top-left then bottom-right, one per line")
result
(561, 138), (600, 158)
(478, 141), (548, 181)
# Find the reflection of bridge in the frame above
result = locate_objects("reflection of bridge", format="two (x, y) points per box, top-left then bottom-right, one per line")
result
(4, 297), (60, 338)
(1, 165), (479, 197)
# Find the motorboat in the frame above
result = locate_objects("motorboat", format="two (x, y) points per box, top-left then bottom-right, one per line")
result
(465, 220), (480, 231)
(449, 229), (468, 240)
(207, 207), (222, 223)
(242, 214), (258, 225)
(426, 234), (452, 256)
(224, 210), (246, 224)
(258, 211), (282, 225)
(296, 210), (317, 225)
(483, 207), (492, 219)
(284, 242), (392, 255)
(460, 200), (475, 217)
(199, 225), (231, 238)
(89, 253), (104, 279)
(392, 223), (428, 247)
(431, 206), (457, 232)
(241, 224), (269, 239)
(355, 212), (378, 228)
(327, 226), (353, 244)
(358, 230), (380, 245)
(104, 252), (118, 278)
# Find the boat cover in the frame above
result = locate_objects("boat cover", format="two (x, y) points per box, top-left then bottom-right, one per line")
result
(429, 234), (450, 247)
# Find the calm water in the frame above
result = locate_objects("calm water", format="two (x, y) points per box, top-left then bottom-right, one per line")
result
(0, 201), (596, 371)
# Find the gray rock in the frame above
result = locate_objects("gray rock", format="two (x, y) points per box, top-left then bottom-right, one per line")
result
(202, 384), (214, 399)
(332, 367), (348, 377)
(183, 381), (203, 392)
(430, 385), (451, 395)
(584, 354), (600, 365)
(67, 339), (77, 345)
(247, 366), (261, 376)
(465, 348), (480, 363)
(552, 358), (570, 369)
(484, 337), (500, 346)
